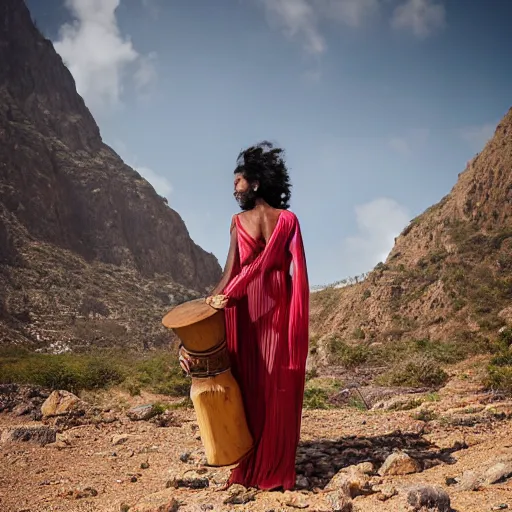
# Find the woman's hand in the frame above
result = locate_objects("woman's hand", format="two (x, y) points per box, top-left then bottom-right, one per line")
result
(205, 294), (229, 310)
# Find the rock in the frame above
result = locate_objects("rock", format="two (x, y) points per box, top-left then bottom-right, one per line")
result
(1, 425), (56, 446)
(406, 485), (451, 512)
(353, 462), (374, 475)
(223, 484), (257, 505)
(12, 402), (33, 416)
(179, 451), (192, 463)
(326, 491), (353, 512)
(152, 410), (180, 428)
(375, 484), (398, 501)
(378, 451), (420, 476)
(167, 470), (209, 489)
(326, 465), (370, 498)
(455, 470), (479, 491)
(456, 460), (512, 490)
(131, 490), (180, 512)
(127, 404), (158, 422)
(112, 434), (130, 445)
(41, 390), (86, 418)
(482, 461), (512, 485)
(66, 487), (99, 499)
(141, 461), (150, 469)
(295, 475), (310, 490)
(284, 492), (309, 509)
(491, 505), (509, 511)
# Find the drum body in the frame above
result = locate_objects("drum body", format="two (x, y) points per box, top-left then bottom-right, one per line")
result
(162, 299), (253, 467)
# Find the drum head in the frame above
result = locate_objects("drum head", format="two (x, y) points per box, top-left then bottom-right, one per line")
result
(162, 298), (220, 329)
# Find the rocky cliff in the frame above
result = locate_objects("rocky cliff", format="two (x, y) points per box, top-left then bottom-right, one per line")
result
(0, 0), (222, 350)
(311, 108), (512, 348)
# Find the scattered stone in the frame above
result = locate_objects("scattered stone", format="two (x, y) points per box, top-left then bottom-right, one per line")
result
(325, 464), (371, 498)
(152, 410), (180, 428)
(120, 504), (131, 512)
(295, 475), (310, 490)
(326, 491), (353, 512)
(66, 486), (99, 499)
(375, 484), (398, 501)
(284, 492), (309, 509)
(167, 470), (209, 489)
(12, 402), (34, 416)
(491, 505), (509, 511)
(1, 425), (56, 446)
(112, 434), (130, 446)
(483, 461), (512, 485)
(456, 470), (479, 491)
(141, 461), (150, 469)
(131, 476), (138, 483)
(131, 490), (180, 512)
(378, 451), (420, 476)
(353, 462), (374, 475)
(223, 485), (257, 505)
(406, 485), (451, 512)
(179, 451), (192, 463)
(41, 390), (86, 418)
(200, 505), (214, 511)
(456, 460), (512, 491)
(127, 404), (158, 421)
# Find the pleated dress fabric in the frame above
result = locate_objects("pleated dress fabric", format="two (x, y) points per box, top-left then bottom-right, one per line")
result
(222, 209), (309, 490)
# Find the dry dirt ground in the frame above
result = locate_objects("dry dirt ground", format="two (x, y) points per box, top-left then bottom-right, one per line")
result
(1, 357), (512, 512)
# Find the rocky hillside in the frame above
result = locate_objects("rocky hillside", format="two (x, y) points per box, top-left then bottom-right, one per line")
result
(0, 0), (221, 350)
(311, 107), (512, 350)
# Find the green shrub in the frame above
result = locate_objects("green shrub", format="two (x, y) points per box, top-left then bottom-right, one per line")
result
(303, 387), (331, 409)
(0, 347), (189, 397)
(328, 337), (370, 368)
(376, 355), (449, 388)
(485, 365), (512, 395)
(484, 328), (512, 395)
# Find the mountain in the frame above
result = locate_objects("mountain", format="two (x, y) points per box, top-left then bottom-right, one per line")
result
(0, 0), (222, 350)
(311, 108), (512, 349)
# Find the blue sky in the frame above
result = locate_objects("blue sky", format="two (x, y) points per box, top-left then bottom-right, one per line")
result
(26, 0), (512, 286)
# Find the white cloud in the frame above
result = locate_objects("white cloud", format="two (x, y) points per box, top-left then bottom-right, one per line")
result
(54, 0), (157, 113)
(391, 0), (446, 38)
(342, 198), (410, 273)
(320, 0), (380, 28)
(134, 51), (158, 92)
(259, 0), (379, 55)
(262, 0), (326, 55)
(459, 123), (495, 151)
(388, 128), (429, 156)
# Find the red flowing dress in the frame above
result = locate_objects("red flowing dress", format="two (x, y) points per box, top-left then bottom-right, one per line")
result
(222, 209), (309, 490)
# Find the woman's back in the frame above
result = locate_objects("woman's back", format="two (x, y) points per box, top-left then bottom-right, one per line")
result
(237, 206), (283, 245)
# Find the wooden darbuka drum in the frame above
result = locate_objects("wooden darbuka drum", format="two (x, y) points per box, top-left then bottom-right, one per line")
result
(162, 298), (253, 467)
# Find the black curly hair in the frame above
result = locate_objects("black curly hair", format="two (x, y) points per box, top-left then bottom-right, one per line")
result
(233, 141), (292, 210)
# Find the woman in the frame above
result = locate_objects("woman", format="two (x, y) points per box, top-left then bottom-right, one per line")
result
(206, 141), (309, 491)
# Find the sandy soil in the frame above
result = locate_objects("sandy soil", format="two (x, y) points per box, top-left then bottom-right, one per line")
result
(1, 359), (511, 512)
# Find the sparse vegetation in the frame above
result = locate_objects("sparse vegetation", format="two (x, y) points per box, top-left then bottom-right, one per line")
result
(327, 333), (489, 374)
(0, 346), (189, 397)
(303, 387), (331, 409)
(411, 408), (438, 422)
(303, 377), (342, 409)
(376, 355), (449, 388)
(327, 337), (370, 368)
(485, 328), (512, 395)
